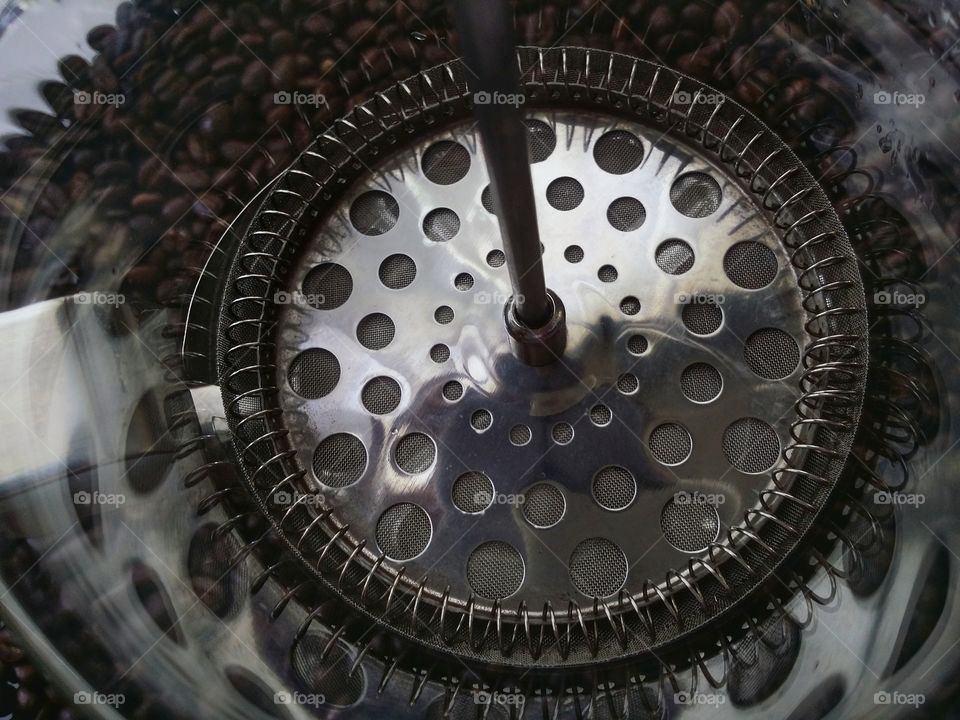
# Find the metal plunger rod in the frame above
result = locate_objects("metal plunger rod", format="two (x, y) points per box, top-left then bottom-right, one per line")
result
(451, 0), (551, 329)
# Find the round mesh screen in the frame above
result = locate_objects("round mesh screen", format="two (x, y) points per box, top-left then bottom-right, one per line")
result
(430, 343), (450, 363)
(356, 313), (395, 350)
(452, 472), (494, 514)
(467, 541), (525, 600)
(509, 424), (532, 446)
(661, 497), (720, 552)
(682, 302), (723, 335)
(655, 239), (695, 275)
(551, 422), (574, 445)
(680, 363), (722, 403)
(376, 503), (432, 560)
(598, 264), (619, 283)
(649, 423), (693, 465)
(724, 241), (778, 289)
(423, 207), (460, 242)
(471, 409), (493, 432)
(313, 433), (367, 488)
(525, 118), (557, 163)
(723, 418), (781, 474)
(564, 245), (584, 263)
(627, 334), (648, 355)
(590, 404), (612, 426)
(569, 538), (628, 598)
(288, 349), (340, 399)
(486, 249), (505, 267)
(546, 177), (585, 211)
(454, 272), (474, 291)
(378, 253), (416, 290)
(349, 190), (399, 235)
(303, 262), (352, 310)
(292, 635), (365, 708)
(617, 373), (639, 395)
(592, 466), (637, 511)
(670, 172), (722, 217)
(481, 185), (495, 214)
(593, 130), (644, 174)
(522, 483), (566, 528)
(422, 140), (470, 184)
(361, 376), (401, 415)
(620, 296), (641, 316)
(744, 328), (801, 380)
(442, 380), (463, 402)
(394, 432), (436, 474)
(607, 196), (646, 231)
(434, 305), (454, 324)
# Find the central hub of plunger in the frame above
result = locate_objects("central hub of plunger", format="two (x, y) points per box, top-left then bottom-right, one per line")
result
(504, 290), (568, 367)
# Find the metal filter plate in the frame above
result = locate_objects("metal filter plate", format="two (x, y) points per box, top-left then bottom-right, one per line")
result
(275, 110), (808, 608)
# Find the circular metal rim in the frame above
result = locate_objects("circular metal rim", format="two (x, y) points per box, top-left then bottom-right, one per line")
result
(216, 46), (869, 669)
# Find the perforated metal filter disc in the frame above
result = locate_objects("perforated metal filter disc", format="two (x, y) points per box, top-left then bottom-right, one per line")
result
(219, 49), (868, 668)
(274, 111), (809, 608)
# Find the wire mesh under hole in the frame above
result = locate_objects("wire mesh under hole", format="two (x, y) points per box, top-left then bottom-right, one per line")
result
(546, 176), (584, 211)
(423, 207), (460, 242)
(627, 334), (648, 355)
(607, 196), (646, 231)
(552, 421), (574, 445)
(376, 503), (432, 561)
(291, 635), (365, 708)
(617, 373), (639, 395)
(744, 328), (800, 380)
(590, 404), (612, 427)
(682, 301), (723, 335)
(724, 241), (778, 289)
(421, 140), (470, 185)
(655, 239), (694, 275)
(486, 249), (505, 267)
(525, 118), (557, 163)
(356, 313), (395, 350)
(394, 432), (436, 474)
(471, 409), (493, 433)
(442, 381), (463, 402)
(660, 496), (720, 552)
(564, 245), (584, 263)
(361, 376), (401, 415)
(522, 483), (566, 528)
(569, 538), (628, 598)
(452, 471), (494, 514)
(303, 262), (352, 310)
(723, 418), (781, 474)
(430, 343), (450, 363)
(649, 423), (693, 465)
(592, 466), (637, 511)
(454, 272), (474, 291)
(680, 363), (722, 403)
(467, 541), (525, 600)
(313, 433), (367, 488)
(350, 190), (399, 235)
(621, 297), (641, 316)
(509, 424), (532, 446)
(288, 348), (340, 399)
(378, 253), (416, 290)
(598, 264), (619, 283)
(593, 129), (644, 174)
(434, 305), (454, 324)
(670, 171), (722, 218)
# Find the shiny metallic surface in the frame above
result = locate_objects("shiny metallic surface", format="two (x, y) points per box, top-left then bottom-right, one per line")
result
(275, 110), (809, 610)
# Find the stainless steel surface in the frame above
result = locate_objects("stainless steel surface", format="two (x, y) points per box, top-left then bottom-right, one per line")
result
(276, 109), (808, 610)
